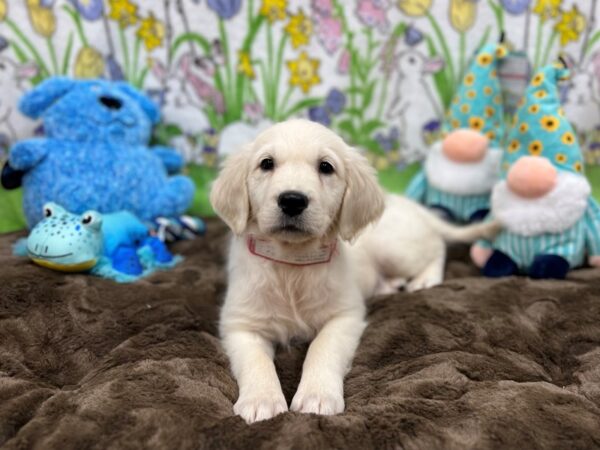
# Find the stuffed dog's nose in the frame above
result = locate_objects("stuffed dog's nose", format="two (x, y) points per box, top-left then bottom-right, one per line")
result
(507, 156), (557, 198)
(278, 191), (309, 217)
(442, 129), (489, 163)
(99, 96), (123, 110)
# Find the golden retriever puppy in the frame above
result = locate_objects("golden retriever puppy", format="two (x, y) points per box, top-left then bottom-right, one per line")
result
(210, 119), (499, 424)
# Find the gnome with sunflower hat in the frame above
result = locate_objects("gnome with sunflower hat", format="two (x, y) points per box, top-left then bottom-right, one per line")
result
(405, 40), (509, 223)
(471, 63), (600, 279)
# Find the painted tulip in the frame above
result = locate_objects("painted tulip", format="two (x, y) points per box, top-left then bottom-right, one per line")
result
(68, 0), (104, 20)
(449, 0), (477, 33)
(207, 0), (242, 20)
(26, 0), (56, 38)
(0, 0), (6, 21)
(397, 0), (432, 17)
(74, 46), (105, 78)
(404, 24), (424, 46)
(308, 106), (331, 126)
(500, 0), (531, 15)
(325, 88), (346, 114)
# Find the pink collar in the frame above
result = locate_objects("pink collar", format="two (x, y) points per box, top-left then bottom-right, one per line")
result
(246, 235), (337, 266)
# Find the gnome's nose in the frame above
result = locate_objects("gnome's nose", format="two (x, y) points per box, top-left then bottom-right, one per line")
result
(442, 129), (489, 163)
(507, 156), (557, 198)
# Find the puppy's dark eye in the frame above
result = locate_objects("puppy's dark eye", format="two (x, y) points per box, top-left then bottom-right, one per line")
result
(319, 161), (335, 175)
(260, 158), (274, 171)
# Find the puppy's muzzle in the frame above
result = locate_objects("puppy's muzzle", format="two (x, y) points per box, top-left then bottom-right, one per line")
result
(278, 191), (309, 217)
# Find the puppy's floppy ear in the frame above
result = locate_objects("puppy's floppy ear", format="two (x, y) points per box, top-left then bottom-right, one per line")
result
(210, 147), (251, 235)
(338, 147), (385, 241)
(19, 77), (77, 119)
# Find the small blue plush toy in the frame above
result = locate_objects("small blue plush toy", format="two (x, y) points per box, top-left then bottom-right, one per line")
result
(15, 202), (180, 282)
(7, 77), (195, 227)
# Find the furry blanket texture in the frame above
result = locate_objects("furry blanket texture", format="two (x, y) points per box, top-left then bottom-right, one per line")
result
(1, 219), (600, 450)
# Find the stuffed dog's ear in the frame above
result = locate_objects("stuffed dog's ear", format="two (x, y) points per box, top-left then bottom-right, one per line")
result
(338, 147), (385, 241)
(116, 82), (160, 124)
(210, 147), (251, 235)
(19, 77), (77, 119)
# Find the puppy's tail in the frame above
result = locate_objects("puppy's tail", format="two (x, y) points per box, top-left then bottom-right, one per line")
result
(420, 208), (502, 243)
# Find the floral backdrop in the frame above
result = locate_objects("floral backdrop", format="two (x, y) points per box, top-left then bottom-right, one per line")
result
(0, 0), (599, 230)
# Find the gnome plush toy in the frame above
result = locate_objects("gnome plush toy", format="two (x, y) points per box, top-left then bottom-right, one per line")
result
(405, 42), (509, 223)
(471, 64), (600, 279)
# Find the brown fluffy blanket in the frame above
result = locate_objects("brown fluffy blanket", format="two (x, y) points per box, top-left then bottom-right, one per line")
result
(1, 219), (600, 450)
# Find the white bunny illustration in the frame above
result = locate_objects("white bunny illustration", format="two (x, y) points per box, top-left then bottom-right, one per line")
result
(387, 49), (444, 163)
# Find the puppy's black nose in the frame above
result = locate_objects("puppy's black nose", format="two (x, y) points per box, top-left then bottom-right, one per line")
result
(99, 96), (122, 110)
(278, 191), (309, 217)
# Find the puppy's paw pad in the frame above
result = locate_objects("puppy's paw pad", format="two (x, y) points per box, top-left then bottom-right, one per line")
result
(290, 391), (344, 415)
(234, 392), (288, 424)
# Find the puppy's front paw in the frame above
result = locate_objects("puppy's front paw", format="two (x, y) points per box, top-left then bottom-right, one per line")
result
(290, 381), (344, 416)
(234, 390), (288, 424)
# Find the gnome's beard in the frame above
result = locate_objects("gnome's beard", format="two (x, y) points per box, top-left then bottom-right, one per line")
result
(425, 142), (503, 195)
(491, 172), (591, 236)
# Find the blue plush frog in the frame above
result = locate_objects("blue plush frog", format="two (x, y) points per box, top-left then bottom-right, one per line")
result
(15, 203), (180, 282)
(5, 77), (195, 227)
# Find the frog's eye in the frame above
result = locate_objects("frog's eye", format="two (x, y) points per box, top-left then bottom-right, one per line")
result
(80, 211), (102, 231)
(42, 202), (61, 218)
(44, 207), (53, 218)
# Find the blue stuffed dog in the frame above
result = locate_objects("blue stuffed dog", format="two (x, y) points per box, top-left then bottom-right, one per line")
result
(8, 77), (195, 227)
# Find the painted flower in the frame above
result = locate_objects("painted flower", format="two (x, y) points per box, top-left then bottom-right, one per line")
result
(375, 127), (400, 151)
(540, 115), (560, 132)
(325, 88), (346, 114)
(422, 120), (442, 146)
(108, 0), (138, 28)
(314, 15), (343, 55)
(26, 0), (56, 38)
(397, 0), (432, 16)
(237, 50), (255, 79)
(468, 116), (484, 131)
(0, 0), (7, 21)
(68, 0), (103, 21)
(508, 140), (520, 152)
(244, 103), (263, 122)
(311, 0), (333, 17)
(404, 24), (424, 46)
(528, 140), (543, 155)
(500, 0), (531, 15)
(260, 0), (287, 22)
(207, 0), (242, 20)
(337, 49), (350, 74)
(137, 13), (165, 51)
(287, 51), (320, 93)
(356, 0), (390, 33)
(450, 0), (477, 33)
(74, 46), (105, 78)
(106, 54), (125, 80)
(0, 36), (8, 51)
(562, 131), (575, 145)
(555, 6), (585, 46)
(285, 9), (312, 48)
(519, 122), (529, 133)
(308, 106), (331, 126)
(532, 0), (561, 22)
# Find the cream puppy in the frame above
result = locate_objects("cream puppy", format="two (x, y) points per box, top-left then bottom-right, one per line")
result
(210, 119), (499, 424)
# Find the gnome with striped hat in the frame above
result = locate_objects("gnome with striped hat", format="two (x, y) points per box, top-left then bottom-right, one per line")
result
(405, 41), (508, 223)
(471, 64), (600, 279)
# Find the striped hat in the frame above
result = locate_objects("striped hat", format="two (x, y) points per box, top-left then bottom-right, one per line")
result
(444, 42), (509, 147)
(502, 64), (584, 177)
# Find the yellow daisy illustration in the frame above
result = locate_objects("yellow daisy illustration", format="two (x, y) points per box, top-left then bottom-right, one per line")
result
(483, 86), (493, 96)
(518, 97), (526, 107)
(467, 89), (476, 99)
(477, 53), (493, 66)
(495, 45), (507, 58)
(237, 51), (255, 79)
(555, 5), (586, 46)
(574, 161), (583, 173)
(260, 0), (287, 22)
(534, 90), (547, 99)
(562, 131), (575, 145)
(529, 140), (543, 155)
(490, 69), (497, 78)
(486, 130), (495, 141)
(558, 107), (565, 117)
(494, 94), (502, 105)
(519, 123), (529, 133)
(468, 116), (484, 131)
(108, 0), (138, 28)
(484, 106), (495, 118)
(532, 72), (544, 86)
(555, 153), (567, 164)
(460, 104), (470, 114)
(540, 115), (560, 132)
(137, 13), (164, 51)
(451, 118), (461, 129)
(287, 51), (320, 93)
(453, 96), (460, 105)
(508, 140), (520, 153)
(464, 73), (475, 86)
(529, 104), (540, 114)
(285, 9), (312, 48)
